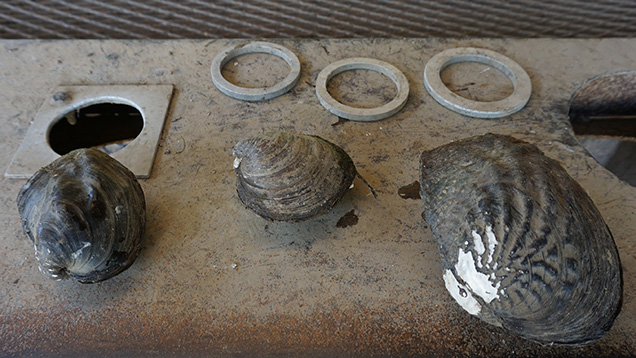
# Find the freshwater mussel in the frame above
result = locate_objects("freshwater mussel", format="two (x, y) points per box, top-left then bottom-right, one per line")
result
(17, 148), (146, 283)
(419, 133), (622, 345)
(233, 132), (356, 221)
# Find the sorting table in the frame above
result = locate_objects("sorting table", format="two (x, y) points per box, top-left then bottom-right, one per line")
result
(0, 38), (635, 357)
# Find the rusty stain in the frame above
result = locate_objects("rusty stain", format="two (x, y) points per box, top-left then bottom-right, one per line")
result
(336, 209), (358, 228)
(398, 181), (421, 200)
(0, 305), (631, 357)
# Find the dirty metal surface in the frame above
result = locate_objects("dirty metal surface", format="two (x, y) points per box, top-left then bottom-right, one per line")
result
(0, 39), (635, 357)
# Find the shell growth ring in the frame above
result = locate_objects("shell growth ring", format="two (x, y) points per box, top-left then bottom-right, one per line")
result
(210, 42), (301, 101)
(316, 57), (410, 122)
(423, 47), (532, 119)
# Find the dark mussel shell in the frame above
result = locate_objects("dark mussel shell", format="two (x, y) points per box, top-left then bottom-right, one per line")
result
(419, 133), (622, 345)
(233, 132), (356, 221)
(17, 148), (146, 283)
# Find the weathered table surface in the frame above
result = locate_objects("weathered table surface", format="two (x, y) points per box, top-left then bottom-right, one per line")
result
(1, 39), (635, 357)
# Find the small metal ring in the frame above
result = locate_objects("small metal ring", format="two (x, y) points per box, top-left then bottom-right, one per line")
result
(210, 42), (301, 101)
(316, 57), (410, 122)
(423, 47), (532, 119)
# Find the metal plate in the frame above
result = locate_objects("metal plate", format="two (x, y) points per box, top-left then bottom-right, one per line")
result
(0, 39), (635, 357)
(5, 84), (174, 179)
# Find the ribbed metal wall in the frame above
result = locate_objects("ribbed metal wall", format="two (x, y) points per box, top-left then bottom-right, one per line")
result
(1, 0), (636, 39)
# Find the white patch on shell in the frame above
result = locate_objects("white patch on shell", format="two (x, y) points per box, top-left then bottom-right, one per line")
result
(485, 225), (498, 265)
(500, 287), (508, 298)
(471, 230), (484, 268)
(443, 269), (481, 315)
(233, 157), (242, 169)
(349, 182), (354, 189)
(455, 249), (500, 303)
(115, 205), (122, 215)
(471, 230), (485, 255)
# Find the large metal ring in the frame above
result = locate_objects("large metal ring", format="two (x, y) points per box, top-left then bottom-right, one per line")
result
(210, 42), (301, 101)
(423, 47), (532, 119)
(316, 57), (410, 122)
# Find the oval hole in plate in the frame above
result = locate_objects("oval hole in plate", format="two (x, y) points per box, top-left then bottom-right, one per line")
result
(48, 102), (143, 155)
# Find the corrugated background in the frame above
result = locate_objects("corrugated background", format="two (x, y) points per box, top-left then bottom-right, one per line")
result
(1, 0), (636, 39)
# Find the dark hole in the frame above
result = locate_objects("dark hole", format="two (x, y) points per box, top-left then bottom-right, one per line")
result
(569, 72), (636, 186)
(48, 102), (143, 155)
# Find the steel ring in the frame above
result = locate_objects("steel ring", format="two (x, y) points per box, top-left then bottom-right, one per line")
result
(423, 47), (532, 119)
(316, 58), (410, 122)
(210, 42), (301, 101)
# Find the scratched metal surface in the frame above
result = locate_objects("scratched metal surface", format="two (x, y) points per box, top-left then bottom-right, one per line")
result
(0, 39), (635, 357)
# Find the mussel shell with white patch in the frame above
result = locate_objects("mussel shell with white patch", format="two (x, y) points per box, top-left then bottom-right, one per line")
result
(233, 132), (356, 221)
(419, 134), (622, 345)
(17, 148), (146, 283)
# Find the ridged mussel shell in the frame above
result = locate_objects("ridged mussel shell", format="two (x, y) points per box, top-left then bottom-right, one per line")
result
(233, 132), (356, 221)
(419, 134), (622, 345)
(17, 148), (146, 283)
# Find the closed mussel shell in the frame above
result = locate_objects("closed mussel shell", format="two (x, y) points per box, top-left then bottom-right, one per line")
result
(17, 148), (146, 283)
(233, 132), (356, 221)
(419, 133), (622, 345)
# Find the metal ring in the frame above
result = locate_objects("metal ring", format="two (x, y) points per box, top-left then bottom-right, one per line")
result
(423, 47), (532, 119)
(210, 42), (301, 101)
(316, 57), (410, 122)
